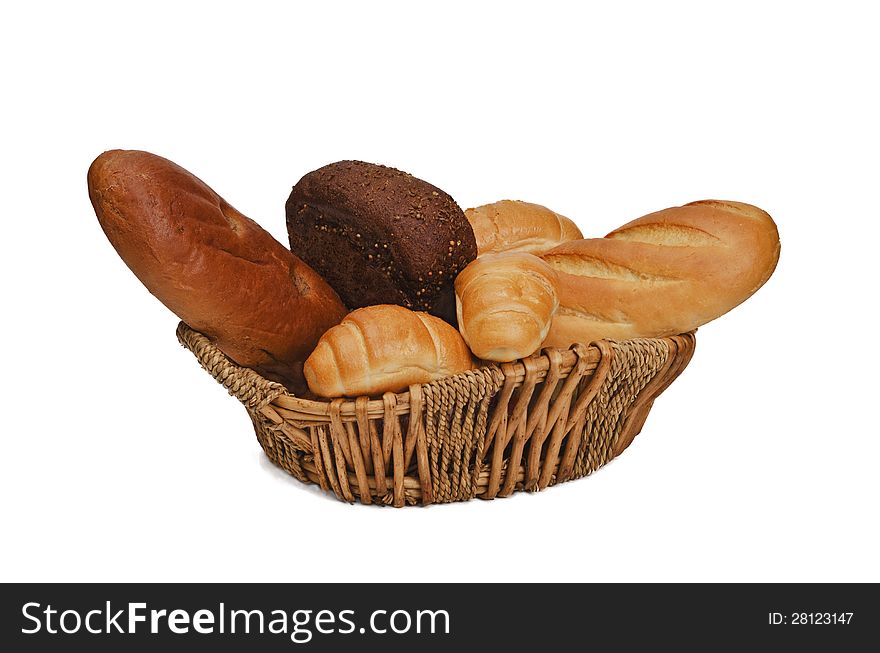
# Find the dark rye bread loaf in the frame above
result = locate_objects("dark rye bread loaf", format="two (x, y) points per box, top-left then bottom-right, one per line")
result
(285, 161), (477, 323)
(88, 150), (347, 391)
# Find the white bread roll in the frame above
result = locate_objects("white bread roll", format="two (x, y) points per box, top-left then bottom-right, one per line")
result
(541, 200), (780, 347)
(304, 305), (474, 397)
(465, 200), (583, 255)
(455, 252), (559, 362)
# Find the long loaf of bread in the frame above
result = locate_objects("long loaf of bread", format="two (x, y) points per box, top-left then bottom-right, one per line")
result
(88, 150), (347, 391)
(465, 200), (583, 255)
(304, 305), (474, 397)
(541, 200), (780, 347)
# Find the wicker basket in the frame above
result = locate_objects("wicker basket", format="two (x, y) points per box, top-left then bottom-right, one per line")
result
(177, 322), (695, 506)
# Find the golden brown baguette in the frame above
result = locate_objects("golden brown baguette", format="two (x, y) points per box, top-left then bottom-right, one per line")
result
(304, 305), (474, 397)
(541, 200), (780, 347)
(465, 200), (583, 255)
(455, 252), (559, 361)
(88, 150), (347, 391)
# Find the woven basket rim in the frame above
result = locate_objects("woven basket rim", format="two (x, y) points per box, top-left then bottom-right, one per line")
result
(278, 342), (600, 414)
(176, 321), (693, 417)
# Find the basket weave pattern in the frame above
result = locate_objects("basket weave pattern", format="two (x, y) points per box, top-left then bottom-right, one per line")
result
(177, 322), (695, 506)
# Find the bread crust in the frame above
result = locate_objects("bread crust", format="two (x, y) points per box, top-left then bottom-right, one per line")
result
(304, 305), (474, 397)
(455, 252), (560, 362)
(465, 200), (583, 255)
(88, 150), (347, 389)
(286, 161), (477, 323)
(541, 200), (780, 347)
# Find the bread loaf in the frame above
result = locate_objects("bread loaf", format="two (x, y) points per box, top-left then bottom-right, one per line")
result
(541, 200), (780, 347)
(88, 150), (347, 390)
(304, 305), (474, 397)
(465, 200), (583, 255)
(455, 252), (559, 362)
(286, 161), (477, 324)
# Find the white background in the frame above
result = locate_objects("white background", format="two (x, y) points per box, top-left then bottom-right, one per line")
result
(2, 1), (878, 582)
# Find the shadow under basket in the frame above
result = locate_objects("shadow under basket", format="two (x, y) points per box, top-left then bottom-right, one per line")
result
(177, 322), (696, 507)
